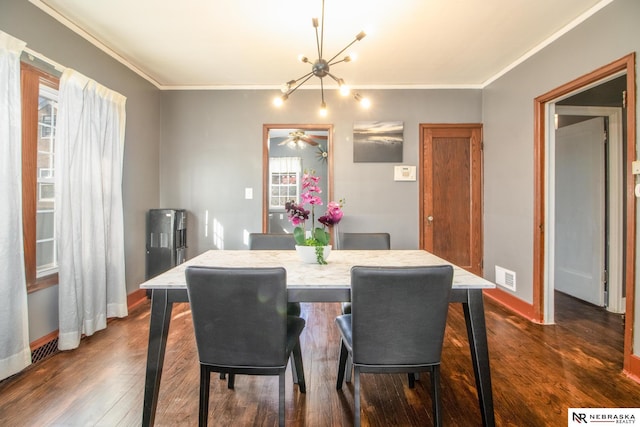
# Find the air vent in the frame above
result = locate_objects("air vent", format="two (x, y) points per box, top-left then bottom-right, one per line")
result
(31, 337), (59, 364)
(495, 266), (516, 291)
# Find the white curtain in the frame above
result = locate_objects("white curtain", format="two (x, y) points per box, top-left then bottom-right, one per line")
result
(0, 31), (31, 380)
(56, 69), (128, 350)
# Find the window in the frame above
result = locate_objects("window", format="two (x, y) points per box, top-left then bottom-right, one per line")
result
(21, 63), (60, 292)
(269, 157), (301, 209)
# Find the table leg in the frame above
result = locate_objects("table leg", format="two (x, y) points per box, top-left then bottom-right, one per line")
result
(142, 289), (174, 427)
(462, 290), (495, 427)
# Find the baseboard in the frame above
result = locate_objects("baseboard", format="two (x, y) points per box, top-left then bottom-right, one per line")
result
(625, 353), (640, 383)
(483, 288), (541, 323)
(127, 288), (148, 311)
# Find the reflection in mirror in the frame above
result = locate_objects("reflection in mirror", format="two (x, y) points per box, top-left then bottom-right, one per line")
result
(263, 124), (333, 233)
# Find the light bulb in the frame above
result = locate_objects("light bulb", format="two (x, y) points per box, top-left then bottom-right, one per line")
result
(340, 84), (351, 96)
(273, 96), (284, 107)
(354, 93), (370, 108)
(319, 102), (328, 117)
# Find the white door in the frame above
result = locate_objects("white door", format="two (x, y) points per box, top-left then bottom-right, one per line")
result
(554, 117), (605, 306)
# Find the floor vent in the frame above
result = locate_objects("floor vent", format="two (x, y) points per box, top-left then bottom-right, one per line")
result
(31, 337), (59, 364)
(495, 265), (516, 291)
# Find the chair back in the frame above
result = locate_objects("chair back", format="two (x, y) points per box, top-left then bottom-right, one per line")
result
(185, 266), (289, 368)
(249, 233), (296, 250)
(340, 232), (390, 250)
(350, 265), (453, 366)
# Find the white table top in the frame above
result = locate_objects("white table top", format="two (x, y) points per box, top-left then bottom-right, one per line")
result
(140, 249), (496, 290)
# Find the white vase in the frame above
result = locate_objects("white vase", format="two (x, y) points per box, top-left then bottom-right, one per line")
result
(295, 245), (332, 264)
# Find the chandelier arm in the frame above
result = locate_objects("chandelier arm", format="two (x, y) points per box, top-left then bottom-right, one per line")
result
(320, 78), (325, 103)
(326, 72), (343, 85)
(328, 58), (347, 67)
(290, 71), (315, 86)
(326, 37), (360, 64)
(320, 0), (325, 59)
(314, 22), (321, 60)
(286, 74), (315, 97)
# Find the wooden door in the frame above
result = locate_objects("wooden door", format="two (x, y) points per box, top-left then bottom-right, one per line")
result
(420, 124), (483, 275)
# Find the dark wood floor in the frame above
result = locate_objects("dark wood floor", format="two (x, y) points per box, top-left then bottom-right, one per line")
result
(0, 291), (638, 426)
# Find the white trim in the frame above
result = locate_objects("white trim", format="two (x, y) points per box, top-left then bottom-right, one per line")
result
(28, 0), (162, 89)
(482, 0), (616, 87)
(160, 83), (485, 91)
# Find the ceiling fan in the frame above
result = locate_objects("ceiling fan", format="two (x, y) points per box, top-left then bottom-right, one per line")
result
(278, 130), (327, 147)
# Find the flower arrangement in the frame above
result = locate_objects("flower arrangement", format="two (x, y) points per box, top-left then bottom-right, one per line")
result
(285, 171), (343, 264)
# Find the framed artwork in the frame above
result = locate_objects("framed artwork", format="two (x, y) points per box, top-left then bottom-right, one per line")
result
(353, 121), (403, 162)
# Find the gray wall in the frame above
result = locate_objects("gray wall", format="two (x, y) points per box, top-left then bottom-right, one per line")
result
(159, 89), (482, 255)
(0, 0), (161, 341)
(482, 0), (640, 349)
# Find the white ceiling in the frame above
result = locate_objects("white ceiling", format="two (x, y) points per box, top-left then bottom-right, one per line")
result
(30, 0), (612, 90)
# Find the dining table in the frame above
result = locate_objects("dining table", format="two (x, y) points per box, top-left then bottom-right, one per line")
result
(140, 249), (496, 426)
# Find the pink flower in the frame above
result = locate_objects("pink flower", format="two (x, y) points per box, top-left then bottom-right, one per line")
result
(286, 171), (344, 248)
(327, 201), (344, 222)
(301, 193), (323, 206)
(318, 201), (344, 226)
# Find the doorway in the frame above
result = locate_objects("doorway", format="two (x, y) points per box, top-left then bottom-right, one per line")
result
(533, 53), (635, 371)
(553, 105), (625, 314)
(419, 124), (483, 275)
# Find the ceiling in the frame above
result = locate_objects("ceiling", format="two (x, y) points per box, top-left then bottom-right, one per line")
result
(30, 0), (612, 90)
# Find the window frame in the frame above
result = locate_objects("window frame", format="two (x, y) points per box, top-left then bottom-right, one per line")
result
(21, 62), (60, 293)
(269, 156), (301, 210)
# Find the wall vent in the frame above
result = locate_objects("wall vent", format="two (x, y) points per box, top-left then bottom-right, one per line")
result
(495, 266), (516, 291)
(31, 337), (59, 364)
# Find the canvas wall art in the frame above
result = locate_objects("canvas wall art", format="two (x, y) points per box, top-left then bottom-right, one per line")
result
(353, 121), (404, 162)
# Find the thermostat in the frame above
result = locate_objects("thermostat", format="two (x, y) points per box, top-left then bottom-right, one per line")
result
(394, 165), (416, 181)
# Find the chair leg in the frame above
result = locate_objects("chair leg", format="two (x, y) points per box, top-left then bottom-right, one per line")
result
(227, 373), (235, 389)
(408, 373), (416, 389)
(336, 339), (349, 390)
(199, 365), (211, 427)
(431, 365), (442, 427)
(345, 354), (353, 383)
(278, 371), (286, 427)
(354, 367), (361, 427)
(290, 355), (298, 384)
(291, 338), (306, 393)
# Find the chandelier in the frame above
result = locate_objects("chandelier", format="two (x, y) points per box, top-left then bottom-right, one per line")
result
(273, 0), (371, 116)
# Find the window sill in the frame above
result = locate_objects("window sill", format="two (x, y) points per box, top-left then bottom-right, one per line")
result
(27, 274), (59, 294)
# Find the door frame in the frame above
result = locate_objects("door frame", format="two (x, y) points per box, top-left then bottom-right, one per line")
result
(533, 53), (636, 372)
(419, 123), (483, 275)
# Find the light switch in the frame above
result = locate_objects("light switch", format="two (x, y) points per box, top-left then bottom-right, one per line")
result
(245, 188), (253, 199)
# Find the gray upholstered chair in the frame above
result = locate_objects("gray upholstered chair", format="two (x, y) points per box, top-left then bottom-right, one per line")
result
(339, 232), (390, 251)
(335, 265), (453, 427)
(185, 266), (306, 427)
(339, 232), (390, 315)
(248, 232), (297, 250)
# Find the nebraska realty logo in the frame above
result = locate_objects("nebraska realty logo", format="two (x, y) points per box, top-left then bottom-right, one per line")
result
(569, 408), (639, 425)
